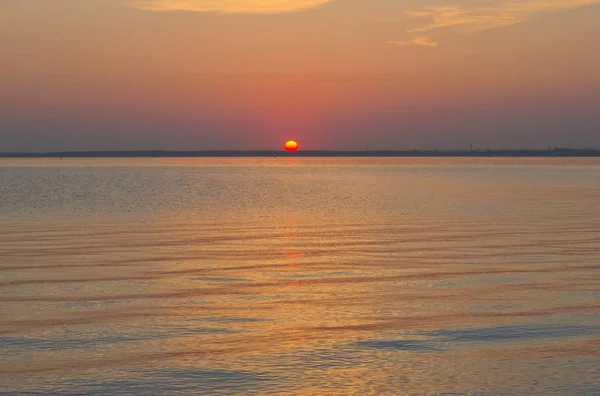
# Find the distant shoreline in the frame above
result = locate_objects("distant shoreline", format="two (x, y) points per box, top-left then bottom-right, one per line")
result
(1, 149), (600, 158)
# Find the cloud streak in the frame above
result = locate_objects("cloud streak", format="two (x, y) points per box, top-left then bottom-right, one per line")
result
(127, 0), (334, 14)
(394, 0), (600, 47)
(389, 36), (438, 48)
(408, 0), (600, 34)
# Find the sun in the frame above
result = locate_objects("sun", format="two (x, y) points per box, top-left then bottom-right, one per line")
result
(284, 140), (299, 152)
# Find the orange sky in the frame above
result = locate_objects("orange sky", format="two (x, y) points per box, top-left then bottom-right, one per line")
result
(1, 0), (600, 151)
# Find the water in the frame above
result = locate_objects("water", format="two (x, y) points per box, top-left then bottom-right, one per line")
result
(1, 157), (599, 395)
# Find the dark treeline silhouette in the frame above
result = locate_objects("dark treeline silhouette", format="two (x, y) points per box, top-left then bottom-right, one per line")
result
(1, 148), (599, 158)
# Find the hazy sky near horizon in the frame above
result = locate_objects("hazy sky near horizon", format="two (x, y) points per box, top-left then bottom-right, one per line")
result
(1, 0), (600, 151)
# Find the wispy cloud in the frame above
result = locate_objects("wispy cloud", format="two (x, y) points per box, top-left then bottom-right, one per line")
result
(408, 0), (600, 34)
(127, 0), (334, 14)
(389, 36), (438, 48)
(394, 0), (600, 47)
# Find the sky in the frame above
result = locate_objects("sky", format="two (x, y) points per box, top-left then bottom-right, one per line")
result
(1, 0), (600, 151)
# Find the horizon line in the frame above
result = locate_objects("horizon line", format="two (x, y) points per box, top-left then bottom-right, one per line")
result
(1, 148), (600, 158)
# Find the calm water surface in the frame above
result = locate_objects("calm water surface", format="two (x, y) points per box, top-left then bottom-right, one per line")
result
(1, 158), (599, 395)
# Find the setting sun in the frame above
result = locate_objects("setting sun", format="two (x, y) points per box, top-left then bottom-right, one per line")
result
(284, 140), (299, 151)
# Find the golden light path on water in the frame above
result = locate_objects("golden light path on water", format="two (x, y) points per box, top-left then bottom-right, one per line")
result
(1, 158), (599, 394)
